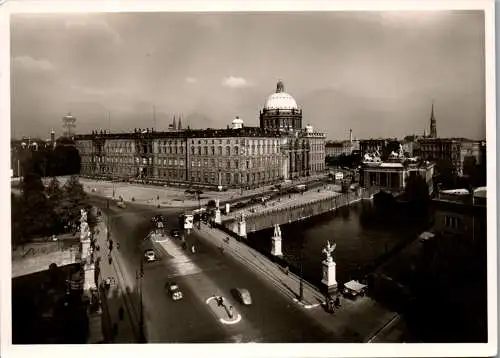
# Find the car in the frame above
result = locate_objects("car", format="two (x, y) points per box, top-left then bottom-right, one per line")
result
(117, 201), (126, 209)
(144, 249), (155, 262)
(171, 229), (181, 239)
(166, 282), (183, 301)
(231, 288), (252, 305)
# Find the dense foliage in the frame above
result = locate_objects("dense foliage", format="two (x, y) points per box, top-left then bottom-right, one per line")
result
(16, 140), (81, 178)
(11, 173), (94, 247)
(326, 153), (361, 168)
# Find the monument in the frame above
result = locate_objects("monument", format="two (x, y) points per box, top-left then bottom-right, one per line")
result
(80, 208), (96, 297)
(238, 213), (247, 238)
(214, 199), (222, 224)
(271, 224), (282, 256)
(321, 240), (338, 295)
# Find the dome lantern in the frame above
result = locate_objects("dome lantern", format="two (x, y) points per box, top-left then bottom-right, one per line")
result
(232, 115), (244, 129)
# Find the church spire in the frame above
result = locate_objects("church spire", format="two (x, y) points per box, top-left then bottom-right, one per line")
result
(430, 101), (437, 138)
(177, 115), (182, 130)
(172, 115), (177, 130)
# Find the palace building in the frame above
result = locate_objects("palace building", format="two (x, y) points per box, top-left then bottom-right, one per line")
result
(75, 80), (326, 188)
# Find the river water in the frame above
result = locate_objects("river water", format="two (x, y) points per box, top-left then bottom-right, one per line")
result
(246, 199), (432, 289)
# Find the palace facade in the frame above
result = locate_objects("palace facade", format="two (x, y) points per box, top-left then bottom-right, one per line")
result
(75, 80), (326, 188)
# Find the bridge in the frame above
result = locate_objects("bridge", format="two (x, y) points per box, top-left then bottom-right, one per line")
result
(222, 187), (378, 236)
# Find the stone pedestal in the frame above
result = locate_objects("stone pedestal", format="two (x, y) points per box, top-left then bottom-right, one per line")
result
(214, 209), (222, 224)
(321, 259), (338, 294)
(83, 262), (96, 296)
(225, 203), (230, 214)
(271, 235), (282, 256)
(238, 220), (247, 238)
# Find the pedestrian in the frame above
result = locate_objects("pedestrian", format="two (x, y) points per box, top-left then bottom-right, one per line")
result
(228, 305), (233, 318)
(284, 266), (289, 275)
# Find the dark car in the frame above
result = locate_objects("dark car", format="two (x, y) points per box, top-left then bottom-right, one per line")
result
(166, 282), (183, 301)
(231, 288), (252, 305)
(171, 229), (181, 239)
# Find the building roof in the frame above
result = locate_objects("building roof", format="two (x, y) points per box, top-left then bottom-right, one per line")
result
(264, 81), (298, 110)
(74, 126), (283, 141)
(379, 162), (404, 168)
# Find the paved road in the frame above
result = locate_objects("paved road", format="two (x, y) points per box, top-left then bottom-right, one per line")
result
(92, 197), (333, 343)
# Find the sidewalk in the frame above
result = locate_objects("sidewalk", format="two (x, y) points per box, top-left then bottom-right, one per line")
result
(194, 224), (326, 308)
(93, 215), (138, 343)
(50, 174), (328, 209)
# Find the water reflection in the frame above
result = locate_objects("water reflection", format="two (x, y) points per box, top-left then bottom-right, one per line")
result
(246, 200), (431, 288)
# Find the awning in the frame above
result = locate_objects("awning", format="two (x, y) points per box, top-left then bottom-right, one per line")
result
(344, 280), (367, 293)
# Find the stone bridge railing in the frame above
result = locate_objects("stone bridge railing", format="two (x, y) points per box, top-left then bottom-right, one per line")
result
(223, 187), (378, 234)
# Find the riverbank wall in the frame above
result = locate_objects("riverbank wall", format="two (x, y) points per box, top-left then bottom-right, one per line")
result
(223, 187), (378, 235)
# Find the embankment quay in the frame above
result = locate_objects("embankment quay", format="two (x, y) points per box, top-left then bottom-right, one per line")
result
(223, 187), (377, 234)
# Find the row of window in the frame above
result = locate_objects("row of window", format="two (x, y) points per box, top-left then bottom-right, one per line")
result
(190, 170), (280, 185)
(81, 165), (280, 185)
(190, 157), (280, 169)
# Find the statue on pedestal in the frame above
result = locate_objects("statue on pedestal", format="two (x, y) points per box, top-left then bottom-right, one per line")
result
(322, 240), (336, 263)
(271, 224), (282, 257)
(321, 240), (338, 291)
(80, 208), (88, 223)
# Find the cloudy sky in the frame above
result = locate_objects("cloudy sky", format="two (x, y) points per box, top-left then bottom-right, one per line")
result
(10, 10), (486, 140)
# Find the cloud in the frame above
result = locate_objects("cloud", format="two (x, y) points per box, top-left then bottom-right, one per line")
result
(221, 76), (251, 88)
(64, 17), (121, 45)
(185, 77), (197, 84)
(13, 55), (56, 72)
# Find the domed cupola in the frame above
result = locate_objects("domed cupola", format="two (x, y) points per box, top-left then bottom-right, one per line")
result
(260, 80), (302, 132)
(264, 80), (299, 111)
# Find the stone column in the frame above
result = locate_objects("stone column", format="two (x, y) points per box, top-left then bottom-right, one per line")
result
(271, 224), (282, 256)
(225, 203), (230, 214)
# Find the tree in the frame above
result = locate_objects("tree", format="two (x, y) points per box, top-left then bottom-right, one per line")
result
(59, 176), (89, 231)
(47, 177), (65, 231)
(19, 172), (53, 240)
(403, 174), (430, 209)
(435, 159), (458, 189)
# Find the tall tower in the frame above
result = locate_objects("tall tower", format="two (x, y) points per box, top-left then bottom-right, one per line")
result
(62, 112), (76, 137)
(177, 115), (182, 130)
(430, 101), (437, 138)
(349, 128), (353, 143)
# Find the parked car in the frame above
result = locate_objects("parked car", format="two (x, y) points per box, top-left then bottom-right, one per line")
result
(166, 282), (183, 301)
(144, 249), (155, 262)
(231, 288), (252, 305)
(117, 201), (126, 209)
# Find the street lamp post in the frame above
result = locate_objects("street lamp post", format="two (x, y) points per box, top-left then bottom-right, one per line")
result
(299, 240), (304, 301)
